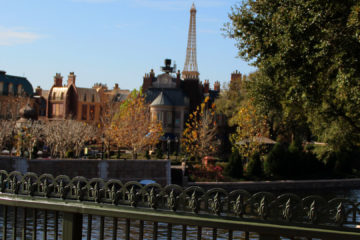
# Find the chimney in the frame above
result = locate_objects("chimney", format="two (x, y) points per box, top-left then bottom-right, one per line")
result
(114, 83), (119, 89)
(176, 70), (181, 87)
(68, 72), (76, 86)
(203, 80), (210, 93)
(0, 70), (6, 76)
(35, 86), (42, 96)
(214, 81), (220, 92)
(54, 73), (63, 87)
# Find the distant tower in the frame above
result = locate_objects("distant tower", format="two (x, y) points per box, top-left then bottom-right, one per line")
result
(182, 3), (199, 80)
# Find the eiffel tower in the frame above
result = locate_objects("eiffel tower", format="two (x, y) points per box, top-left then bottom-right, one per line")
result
(182, 3), (199, 80)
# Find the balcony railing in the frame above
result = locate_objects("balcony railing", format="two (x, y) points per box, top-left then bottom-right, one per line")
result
(0, 170), (359, 239)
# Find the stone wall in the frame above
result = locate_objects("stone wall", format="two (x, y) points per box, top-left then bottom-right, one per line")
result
(0, 156), (171, 185)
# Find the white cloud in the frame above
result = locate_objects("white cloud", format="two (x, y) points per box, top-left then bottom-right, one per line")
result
(0, 27), (42, 46)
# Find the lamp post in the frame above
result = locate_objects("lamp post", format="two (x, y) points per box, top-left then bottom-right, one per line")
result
(175, 136), (179, 161)
(167, 137), (171, 159)
(101, 133), (105, 160)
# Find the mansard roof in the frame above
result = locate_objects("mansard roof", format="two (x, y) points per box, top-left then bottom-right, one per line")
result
(146, 88), (187, 107)
(0, 72), (34, 96)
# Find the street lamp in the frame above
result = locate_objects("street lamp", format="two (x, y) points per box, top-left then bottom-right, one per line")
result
(101, 133), (105, 160)
(167, 137), (171, 159)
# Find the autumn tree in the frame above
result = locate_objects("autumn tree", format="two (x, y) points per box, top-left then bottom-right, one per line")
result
(230, 99), (269, 159)
(99, 99), (119, 158)
(0, 120), (16, 152)
(17, 120), (43, 159)
(110, 90), (163, 159)
(182, 97), (219, 161)
(43, 120), (97, 158)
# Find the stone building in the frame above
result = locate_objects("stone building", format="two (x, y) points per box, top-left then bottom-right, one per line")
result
(0, 70), (35, 120)
(142, 59), (220, 140)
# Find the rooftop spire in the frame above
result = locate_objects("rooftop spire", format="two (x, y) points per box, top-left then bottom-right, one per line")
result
(182, 3), (199, 80)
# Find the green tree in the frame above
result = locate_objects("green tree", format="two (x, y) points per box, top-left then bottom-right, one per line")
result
(215, 73), (246, 124)
(226, 0), (360, 150)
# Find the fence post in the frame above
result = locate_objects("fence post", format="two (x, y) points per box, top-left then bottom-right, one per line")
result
(63, 212), (83, 240)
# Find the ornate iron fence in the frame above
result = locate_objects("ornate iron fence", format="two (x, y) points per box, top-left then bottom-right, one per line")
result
(0, 170), (359, 239)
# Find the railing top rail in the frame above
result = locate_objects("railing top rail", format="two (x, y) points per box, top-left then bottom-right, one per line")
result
(0, 170), (360, 234)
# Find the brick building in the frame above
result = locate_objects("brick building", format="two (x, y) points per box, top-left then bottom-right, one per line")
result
(36, 72), (129, 123)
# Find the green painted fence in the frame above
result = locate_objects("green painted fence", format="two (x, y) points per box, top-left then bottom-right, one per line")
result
(0, 170), (359, 239)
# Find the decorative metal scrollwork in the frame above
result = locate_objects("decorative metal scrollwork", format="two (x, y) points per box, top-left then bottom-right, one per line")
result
(0, 170), (357, 228)
(148, 188), (158, 209)
(0, 174), (7, 192)
(128, 186), (138, 207)
(258, 196), (268, 219)
(167, 190), (177, 211)
(189, 191), (200, 214)
(209, 193), (222, 215)
(233, 195), (244, 217)
(308, 200), (318, 224)
(335, 202), (345, 226)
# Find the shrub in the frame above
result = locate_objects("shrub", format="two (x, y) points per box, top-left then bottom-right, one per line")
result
(225, 150), (243, 179)
(264, 143), (288, 178)
(155, 148), (163, 159)
(245, 152), (263, 178)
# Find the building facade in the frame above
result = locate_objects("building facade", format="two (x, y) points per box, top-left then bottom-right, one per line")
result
(36, 72), (129, 123)
(142, 59), (220, 140)
(0, 70), (35, 120)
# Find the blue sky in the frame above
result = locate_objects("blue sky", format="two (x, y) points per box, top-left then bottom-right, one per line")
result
(0, 0), (255, 91)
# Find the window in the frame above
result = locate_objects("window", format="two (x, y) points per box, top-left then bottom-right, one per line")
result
(166, 111), (172, 127)
(92, 94), (95, 102)
(175, 111), (181, 127)
(52, 104), (56, 116)
(89, 105), (95, 121)
(8, 83), (13, 95)
(156, 112), (163, 122)
(60, 92), (64, 100)
(17, 84), (22, 96)
(59, 104), (64, 116)
(82, 104), (87, 120)
(53, 92), (56, 100)
(83, 94), (87, 102)
(0, 82), (3, 95)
